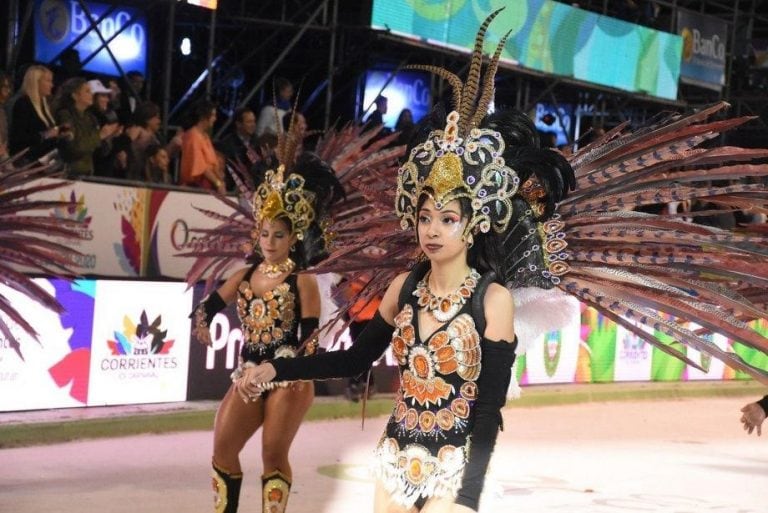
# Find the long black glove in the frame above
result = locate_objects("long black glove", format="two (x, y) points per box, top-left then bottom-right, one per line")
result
(190, 291), (226, 324)
(272, 311), (393, 381)
(299, 317), (320, 355)
(758, 395), (768, 415)
(455, 336), (518, 511)
(191, 291), (227, 344)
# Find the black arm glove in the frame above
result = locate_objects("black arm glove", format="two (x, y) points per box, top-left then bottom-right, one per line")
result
(299, 317), (320, 355)
(455, 336), (518, 511)
(271, 311), (393, 381)
(758, 395), (768, 416)
(190, 291), (227, 325)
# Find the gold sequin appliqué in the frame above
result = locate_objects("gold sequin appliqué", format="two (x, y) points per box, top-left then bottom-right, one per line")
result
(236, 281), (296, 349)
(391, 304), (481, 410)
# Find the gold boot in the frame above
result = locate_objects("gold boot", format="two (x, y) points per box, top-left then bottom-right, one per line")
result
(262, 469), (291, 513)
(212, 461), (242, 513)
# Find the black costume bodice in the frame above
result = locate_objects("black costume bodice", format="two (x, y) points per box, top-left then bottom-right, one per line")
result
(236, 265), (301, 363)
(374, 271), (483, 504)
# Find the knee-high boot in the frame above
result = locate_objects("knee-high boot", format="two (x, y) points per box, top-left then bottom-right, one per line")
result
(212, 461), (243, 513)
(262, 470), (291, 513)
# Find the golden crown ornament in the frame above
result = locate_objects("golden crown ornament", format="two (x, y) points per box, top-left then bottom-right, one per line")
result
(252, 164), (316, 240)
(394, 7), (519, 238)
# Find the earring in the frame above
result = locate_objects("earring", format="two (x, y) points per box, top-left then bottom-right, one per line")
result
(290, 243), (297, 252)
(465, 232), (474, 249)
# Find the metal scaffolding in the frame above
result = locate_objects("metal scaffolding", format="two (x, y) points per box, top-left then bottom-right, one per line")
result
(4, 0), (766, 146)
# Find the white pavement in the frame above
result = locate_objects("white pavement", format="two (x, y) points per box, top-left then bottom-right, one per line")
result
(1, 397), (766, 513)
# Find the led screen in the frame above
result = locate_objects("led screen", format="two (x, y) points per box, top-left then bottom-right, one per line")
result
(371, 0), (682, 100)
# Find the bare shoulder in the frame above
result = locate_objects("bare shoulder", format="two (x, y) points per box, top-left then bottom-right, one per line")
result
(230, 266), (250, 282)
(378, 272), (410, 325)
(217, 266), (251, 303)
(219, 266), (250, 289)
(482, 282), (515, 342)
(483, 282), (514, 311)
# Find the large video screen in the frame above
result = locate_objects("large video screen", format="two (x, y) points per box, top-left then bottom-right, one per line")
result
(371, 0), (682, 100)
(34, 0), (148, 76)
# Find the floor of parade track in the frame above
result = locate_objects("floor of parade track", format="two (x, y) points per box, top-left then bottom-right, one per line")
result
(1, 396), (766, 513)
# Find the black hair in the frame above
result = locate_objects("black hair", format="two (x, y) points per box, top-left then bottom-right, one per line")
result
(274, 77), (292, 93)
(183, 98), (217, 129)
(134, 101), (160, 128)
(234, 107), (254, 124)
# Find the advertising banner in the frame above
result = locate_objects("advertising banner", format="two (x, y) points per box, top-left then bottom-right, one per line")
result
(145, 188), (241, 280)
(23, 178), (149, 277)
(677, 9), (728, 91)
(87, 280), (192, 406)
(186, 284), (244, 400)
(371, 0), (682, 100)
(0, 279), (95, 411)
(34, 0), (148, 76)
(524, 318), (582, 385)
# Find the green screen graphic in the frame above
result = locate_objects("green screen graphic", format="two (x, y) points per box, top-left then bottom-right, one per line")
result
(372, 0), (682, 100)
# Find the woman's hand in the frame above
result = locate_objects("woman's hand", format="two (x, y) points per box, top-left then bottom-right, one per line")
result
(250, 362), (277, 383)
(741, 401), (767, 436)
(236, 364), (276, 403)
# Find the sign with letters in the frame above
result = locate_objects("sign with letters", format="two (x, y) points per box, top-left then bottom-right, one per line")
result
(34, 0), (148, 76)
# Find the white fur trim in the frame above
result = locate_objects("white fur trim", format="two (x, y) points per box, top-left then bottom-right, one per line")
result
(512, 287), (580, 355)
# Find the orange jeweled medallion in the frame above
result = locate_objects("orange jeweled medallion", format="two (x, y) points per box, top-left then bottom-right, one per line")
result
(236, 281), (295, 350)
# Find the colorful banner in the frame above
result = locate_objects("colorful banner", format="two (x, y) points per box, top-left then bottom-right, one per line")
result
(18, 179), (238, 280)
(87, 280), (192, 406)
(0, 278), (191, 412)
(0, 279), (94, 411)
(3, 277), (766, 412)
(23, 179), (148, 277)
(371, 0), (683, 100)
(677, 9), (728, 91)
(145, 188), (241, 280)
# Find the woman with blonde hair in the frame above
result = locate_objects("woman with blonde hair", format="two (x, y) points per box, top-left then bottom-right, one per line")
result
(9, 65), (66, 162)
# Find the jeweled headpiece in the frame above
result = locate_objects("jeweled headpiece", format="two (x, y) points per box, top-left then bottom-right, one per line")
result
(395, 8), (519, 237)
(252, 164), (316, 240)
(251, 90), (318, 240)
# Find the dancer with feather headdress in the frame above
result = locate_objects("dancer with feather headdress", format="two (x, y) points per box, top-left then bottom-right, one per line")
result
(185, 105), (398, 513)
(238, 8), (768, 512)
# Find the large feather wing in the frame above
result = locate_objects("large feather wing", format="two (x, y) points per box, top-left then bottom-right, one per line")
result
(551, 102), (768, 384)
(0, 159), (87, 359)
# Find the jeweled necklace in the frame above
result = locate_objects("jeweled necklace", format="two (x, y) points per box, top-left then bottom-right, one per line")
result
(413, 268), (480, 322)
(258, 257), (295, 278)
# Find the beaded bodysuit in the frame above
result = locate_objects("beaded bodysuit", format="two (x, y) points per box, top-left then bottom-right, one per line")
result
(236, 265), (301, 364)
(374, 277), (483, 507)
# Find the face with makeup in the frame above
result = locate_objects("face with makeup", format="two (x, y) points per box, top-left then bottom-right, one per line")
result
(417, 196), (470, 264)
(258, 217), (297, 264)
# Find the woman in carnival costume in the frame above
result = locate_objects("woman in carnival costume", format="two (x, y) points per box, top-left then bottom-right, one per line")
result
(244, 9), (573, 511)
(247, 8), (768, 512)
(189, 110), (345, 513)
